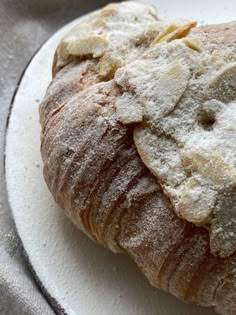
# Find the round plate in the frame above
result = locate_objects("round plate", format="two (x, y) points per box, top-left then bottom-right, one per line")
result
(5, 1), (235, 315)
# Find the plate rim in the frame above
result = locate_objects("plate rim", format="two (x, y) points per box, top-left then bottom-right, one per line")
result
(3, 14), (91, 315)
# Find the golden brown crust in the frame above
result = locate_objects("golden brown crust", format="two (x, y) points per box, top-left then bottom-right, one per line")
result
(40, 77), (236, 314)
(39, 2), (236, 314)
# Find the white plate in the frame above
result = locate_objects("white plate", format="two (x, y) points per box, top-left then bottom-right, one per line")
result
(5, 1), (235, 314)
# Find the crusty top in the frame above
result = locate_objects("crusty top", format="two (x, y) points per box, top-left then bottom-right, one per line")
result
(54, 1), (159, 76)
(40, 3), (236, 313)
(114, 21), (236, 258)
(42, 1), (236, 259)
(54, 1), (195, 78)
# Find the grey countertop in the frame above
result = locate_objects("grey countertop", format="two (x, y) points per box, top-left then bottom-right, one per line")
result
(0, 1), (116, 314)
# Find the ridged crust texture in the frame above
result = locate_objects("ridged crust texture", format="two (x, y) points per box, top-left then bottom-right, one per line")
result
(39, 2), (236, 315)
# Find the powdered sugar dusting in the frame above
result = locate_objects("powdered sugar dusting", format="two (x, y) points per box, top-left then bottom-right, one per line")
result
(39, 2), (236, 312)
(56, 2), (161, 76)
(114, 23), (236, 258)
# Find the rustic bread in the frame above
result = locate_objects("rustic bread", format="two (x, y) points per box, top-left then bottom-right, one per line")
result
(39, 3), (236, 315)
(116, 21), (236, 258)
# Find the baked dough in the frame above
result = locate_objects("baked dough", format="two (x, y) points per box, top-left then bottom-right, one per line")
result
(39, 3), (236, 314)
(115, 21), (236, 258)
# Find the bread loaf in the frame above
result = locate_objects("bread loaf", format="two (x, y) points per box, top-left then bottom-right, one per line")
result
(39, 2), (236, 314)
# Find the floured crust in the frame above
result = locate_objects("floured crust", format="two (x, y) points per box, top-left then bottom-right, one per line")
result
(53, 1), (159, 76)
(53, 1), (197, 79)
(39, 2), (236, 315)
(191, 21), (236, 49)
(115, 21), (236, 258)
(40, 78), (236, 315)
